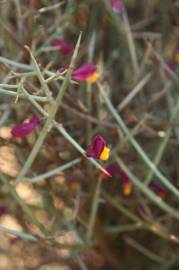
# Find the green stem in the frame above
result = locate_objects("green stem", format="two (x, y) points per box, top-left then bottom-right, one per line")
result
(114, 156), (179, 221)
(0, 87), (48, 102)
(125, 237), (173, 265)
(15, 33), (82, 183)
(0, 172), (47, 234)
(98, 82), (179, 199)
(86, 178), (102, 242)
(28, 158), (81, 183)
(144, 95), (179, 184)
(0, 225), (37, 241)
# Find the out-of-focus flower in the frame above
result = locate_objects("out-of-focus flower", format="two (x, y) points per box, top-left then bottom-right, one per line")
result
(67, 179), (81, 192)
(149, 180), (167, 199)
(51, 39), (74, 55)
(11, 116), (40, 138)
(167, 46), (179, 71)
(86, 135), (110, 161)
(27, 0), (40, 10)
(0, 206), (7, 217)
(174, 47), (179, 63)
(101, 163), (132, 195)
(72, 63), (100, 84)
(110, 0), (125, 13)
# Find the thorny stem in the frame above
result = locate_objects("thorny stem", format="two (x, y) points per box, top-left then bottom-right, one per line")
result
(97, 82), (179, 199)
(15, 33), (82, 183)
(0, 172), (47, 234)
(144, 95), (179, 185)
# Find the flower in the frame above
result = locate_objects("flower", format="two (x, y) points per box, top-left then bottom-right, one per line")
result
(101, 163), (132, 195)
(0, 206), (7, 217)
(51, 39), (74, 55)
(174, 47), (179, 63)
(11, 115), (40, 138)
(72, 63), (100, 84)
(67, 179), (81, 192)
(149, 180), (167, 199)
(86, 135), (110, 161)
(110, 0), (125, 13)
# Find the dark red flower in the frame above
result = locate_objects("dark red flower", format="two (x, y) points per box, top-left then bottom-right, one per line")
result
(51, 39), (74, 55)
(101, 163), (132, 195)
(11, 116), (41, 138)
(72, 63), (100, 84)
(86, 135), (110, 161)
(149, 181), (167, 199)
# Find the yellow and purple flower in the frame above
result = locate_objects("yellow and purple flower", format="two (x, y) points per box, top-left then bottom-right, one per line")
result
(51, 39), (74, 55)
(101, 163), (132, 195)
(149, 180), (167, 199)
(11, 115), (41, 138)
(72, 63), (100, 84)
(110, 0), (125, 13)
(86, 135), (110, 161)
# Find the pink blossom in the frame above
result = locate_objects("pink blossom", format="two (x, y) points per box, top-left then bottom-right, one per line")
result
(51, 39), (74, 55)
(72, 63), (100, 84)
(11, 115), (40, 138)
(110, 0), (125, 13)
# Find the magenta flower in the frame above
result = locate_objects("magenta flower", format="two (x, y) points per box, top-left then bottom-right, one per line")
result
(0, 206), (7, 217)
(72, 63), (100, 84)
(149, 181), (167, 199)
(11, 115), (40, 138)
(101, 163), (132, 195)
(110, 0), (125, 13)
(51, 39), (74, 55)
(86, 135), (110, 161)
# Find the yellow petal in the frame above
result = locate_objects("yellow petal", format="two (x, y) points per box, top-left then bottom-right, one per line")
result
(99, 146), (110, 161)
(175, 53), (179, 63)
(123, 184), (132, 196)
(86, 72), (100, 84)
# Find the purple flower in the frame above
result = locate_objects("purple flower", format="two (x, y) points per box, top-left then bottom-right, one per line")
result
(86, 135), (110, 160)
(51, 39), (74, 55)
(110, 0), (125, 13)
(101, 163), (132, 195)
(149, 181), (167, 199)
(0, 206), (7, 217)
(11, 115), (41, 138)
(72, 63), (100, 84)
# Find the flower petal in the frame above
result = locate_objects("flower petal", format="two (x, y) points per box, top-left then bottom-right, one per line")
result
(51, 39), (74, 55)
(86, 135), (108, 159)
(110, 0), (125, 13)
(11, 116), (40, 138)
(72, 64), (97, 81)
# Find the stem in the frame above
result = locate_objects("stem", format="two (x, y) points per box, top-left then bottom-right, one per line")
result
(144, 95), (179, 184)
(115, 155), (179, 221)
(98, 82), (179, 199)
(29, 158), (81, 183)
(15, 33), (82, 183)
(125, 237), (173, 265)
(0, 172), (47, 234)
(86, 178), (102, 242)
